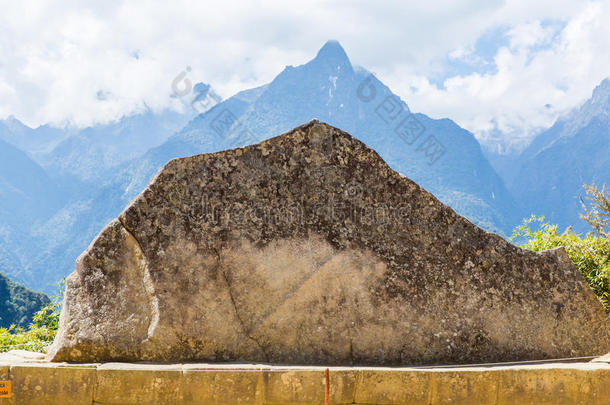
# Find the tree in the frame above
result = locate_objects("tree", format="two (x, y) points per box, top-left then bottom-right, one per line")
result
(580, 183), (610, 237)
(512, 184), (610, 313)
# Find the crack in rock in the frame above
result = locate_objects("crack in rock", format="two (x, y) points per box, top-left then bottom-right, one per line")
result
(117, 216), (160, 343)
(150, 185), (270, 361)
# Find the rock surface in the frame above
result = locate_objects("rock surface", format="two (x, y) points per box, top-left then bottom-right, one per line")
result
(593, 351), (610, 363)
(48, 120), (610, 364)
(0, 350), (46, 363)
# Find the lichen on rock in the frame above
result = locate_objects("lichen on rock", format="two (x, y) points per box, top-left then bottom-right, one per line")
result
(48, 120), (610, 364)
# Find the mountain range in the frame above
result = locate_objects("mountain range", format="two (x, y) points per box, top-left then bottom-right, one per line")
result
(506, 78), (610, 232)
(0, 40), (607, 294)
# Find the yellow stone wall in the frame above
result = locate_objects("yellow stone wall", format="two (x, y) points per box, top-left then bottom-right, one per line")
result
(0, 362), (608, 404)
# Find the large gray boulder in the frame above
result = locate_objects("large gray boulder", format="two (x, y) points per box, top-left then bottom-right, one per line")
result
(48, 120), (610, 364)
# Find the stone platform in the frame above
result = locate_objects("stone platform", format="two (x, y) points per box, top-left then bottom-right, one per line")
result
(0, 352), (609, 404)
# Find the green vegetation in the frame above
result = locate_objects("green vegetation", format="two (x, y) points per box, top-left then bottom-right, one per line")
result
(0, 271), (50, 328)
(0, 279), (63, 353)
(580, 183), (610, 238)
(512, 184), (610, 312)
(512, 216), (610, 311)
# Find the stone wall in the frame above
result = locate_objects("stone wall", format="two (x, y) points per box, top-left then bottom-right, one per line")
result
(0, 361), (609, 404)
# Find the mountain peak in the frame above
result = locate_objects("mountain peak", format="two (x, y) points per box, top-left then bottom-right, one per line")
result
(316, 40), (348, 59)
(2, 115), (30, 133)
(588, 76), (610, 111)
(592, 77), (610, 96)
(311, 40), (353, 73)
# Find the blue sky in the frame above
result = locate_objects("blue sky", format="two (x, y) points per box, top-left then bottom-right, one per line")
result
(430, 20), (566, 86)
(0, 0), (608, 150)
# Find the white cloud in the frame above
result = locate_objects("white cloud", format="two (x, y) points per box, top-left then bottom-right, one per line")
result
(507, 21), (555, 50)
(0, 0), (608, 150)
(383, 1), (610, 152)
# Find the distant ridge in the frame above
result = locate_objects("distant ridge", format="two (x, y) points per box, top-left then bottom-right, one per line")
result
(0, 271), (49, 328)
(510, 76), (610, 231)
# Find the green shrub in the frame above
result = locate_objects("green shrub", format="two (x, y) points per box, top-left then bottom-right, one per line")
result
(0, 279), (64, 353)
(512, 215), (610, 312)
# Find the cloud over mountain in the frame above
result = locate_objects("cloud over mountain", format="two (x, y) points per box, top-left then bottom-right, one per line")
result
(1, 0), (608, 152)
